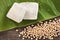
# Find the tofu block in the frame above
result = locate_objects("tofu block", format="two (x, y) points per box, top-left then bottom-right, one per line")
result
(19, 2), (39, 20)
(6, 3), (26, 23)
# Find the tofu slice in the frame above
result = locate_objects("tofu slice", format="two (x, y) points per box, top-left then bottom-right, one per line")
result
(6, 3), (26, 23)
(19, 2), (39, 20)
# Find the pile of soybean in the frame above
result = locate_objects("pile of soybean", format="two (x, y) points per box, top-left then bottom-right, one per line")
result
(16, 17), (60, 40)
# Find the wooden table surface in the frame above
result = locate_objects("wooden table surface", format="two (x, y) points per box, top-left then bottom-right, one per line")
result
(0, 16), (60, 40)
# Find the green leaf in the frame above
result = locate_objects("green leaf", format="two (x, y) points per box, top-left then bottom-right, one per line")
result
(0, 0), (60, 32)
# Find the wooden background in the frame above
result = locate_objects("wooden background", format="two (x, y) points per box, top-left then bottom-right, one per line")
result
(0, 16), (60, 40)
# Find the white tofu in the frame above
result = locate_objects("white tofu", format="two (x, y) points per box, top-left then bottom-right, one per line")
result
(19, 2), (39, 20)
(6, 3), (26, 23)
